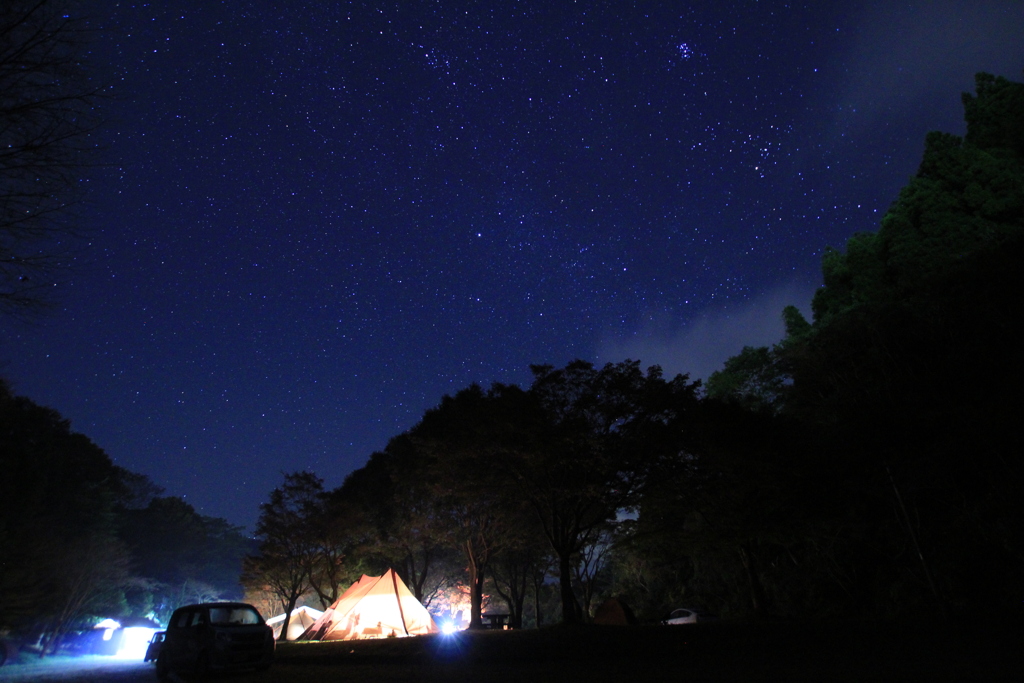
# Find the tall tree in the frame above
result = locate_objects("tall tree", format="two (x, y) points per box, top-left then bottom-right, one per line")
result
(517, 360), (698, 624)
(704, 71), (1024, 618)
(638, 399), (815, 619)
(0, 380), (136, 645)
(0, 0), (103, 314)
(302, 491), (356, 610)
(338, 436), (454, 606)
(243, 472), (324, 639)
(571, 523), (616, 620)
(795, 73), (1024, 616)
(408, 384), (535, 628)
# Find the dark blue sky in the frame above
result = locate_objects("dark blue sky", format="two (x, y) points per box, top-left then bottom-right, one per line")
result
(5, 1), (1023, 529)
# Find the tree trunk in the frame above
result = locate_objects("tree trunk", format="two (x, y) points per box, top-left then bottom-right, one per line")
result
(491, 562), (526, 629)
(508, 569), (526, 629)
(468, 568), (486, 629)
(557, 551), (581, 624)
(532, 571), (544, 628)
(738, 542), (769, 619)
(279, 592), (299, 641)
(403, 546), (432, 604)
(466, 542), (484, 629)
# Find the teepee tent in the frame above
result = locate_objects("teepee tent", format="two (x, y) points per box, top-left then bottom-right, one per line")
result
(266, 605), (324, 641)
(299, 569), (438, 640)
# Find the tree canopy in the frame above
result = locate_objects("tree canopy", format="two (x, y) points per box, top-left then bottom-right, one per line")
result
(710, 71), (1024, 618)
(0, 0), (103, 314)
(0, 379), (250, 644)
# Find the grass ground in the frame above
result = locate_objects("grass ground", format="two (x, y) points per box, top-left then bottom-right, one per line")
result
(256, 619), (1024, 682)
(2, 618), (1021, 682)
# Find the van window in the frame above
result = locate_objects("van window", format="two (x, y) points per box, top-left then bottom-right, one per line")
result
(208, 606), (262, 625)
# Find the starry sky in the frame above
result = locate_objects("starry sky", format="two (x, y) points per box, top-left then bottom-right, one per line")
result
(5, 1), (1023, 530)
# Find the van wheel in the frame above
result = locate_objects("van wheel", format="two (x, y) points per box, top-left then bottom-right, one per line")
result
(155, 652), (171, 681)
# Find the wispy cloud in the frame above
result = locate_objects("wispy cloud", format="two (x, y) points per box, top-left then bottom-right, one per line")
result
(595, 282), (816, 382)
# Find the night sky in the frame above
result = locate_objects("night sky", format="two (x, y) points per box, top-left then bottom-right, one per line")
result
(5, 1), (1023, 530)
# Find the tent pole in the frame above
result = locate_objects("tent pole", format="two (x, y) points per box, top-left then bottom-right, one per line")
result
(391, 569), (410, 635)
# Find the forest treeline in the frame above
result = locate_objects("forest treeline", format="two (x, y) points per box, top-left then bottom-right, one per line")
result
(0, 379), (252, 651)
(2, 72), (1022, 644)
(243, 72), (1024, 634)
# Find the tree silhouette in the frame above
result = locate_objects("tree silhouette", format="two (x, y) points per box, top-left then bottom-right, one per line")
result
(244, 472), (325, 639)
(0, 0), (103, 314)
(519, 360), (698, 624)
(707, 71), (1024, 618)
(408, 384), (534, 628)
(0, 380), (134, 647)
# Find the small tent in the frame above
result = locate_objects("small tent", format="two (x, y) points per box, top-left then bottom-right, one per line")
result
(299, 569), (438, 640)
(266, 605), (324, 641)
(592, 597), (637, 626)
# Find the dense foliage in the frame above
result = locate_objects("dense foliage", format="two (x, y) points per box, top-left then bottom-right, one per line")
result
(705, 71), (1024, 619)
(0, 380), (133, 644)
(0, 380), (250, 648)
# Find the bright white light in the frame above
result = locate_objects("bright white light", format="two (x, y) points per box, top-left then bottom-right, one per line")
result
(441, 622), (458, 635)
(115, 627), (159, 659)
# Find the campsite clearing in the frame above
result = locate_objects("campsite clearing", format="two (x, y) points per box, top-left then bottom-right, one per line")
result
(2, 619), (1021, 682)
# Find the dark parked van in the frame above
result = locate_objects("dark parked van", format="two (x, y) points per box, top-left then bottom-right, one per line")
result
(156, 602), (274, 678)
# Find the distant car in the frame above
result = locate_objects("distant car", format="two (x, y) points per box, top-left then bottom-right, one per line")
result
(663, 608), (700, 625)
(155, 602), (274, 679)
(144, 631), (164, 662)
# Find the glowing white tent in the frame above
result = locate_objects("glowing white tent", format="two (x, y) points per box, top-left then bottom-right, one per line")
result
(266, 605), (324, 641)
(299, 569), (438, 640)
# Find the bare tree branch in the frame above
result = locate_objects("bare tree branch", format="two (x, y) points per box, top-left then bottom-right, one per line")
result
(0, 0), (103, 315)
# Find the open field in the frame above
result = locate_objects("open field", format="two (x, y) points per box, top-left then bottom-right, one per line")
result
(3, 619), (1022, 682)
